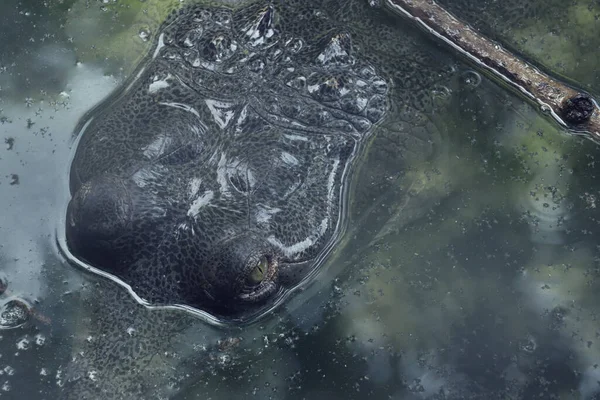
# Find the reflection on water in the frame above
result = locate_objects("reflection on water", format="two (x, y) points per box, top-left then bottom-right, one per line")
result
(329, 89), (600, 398)
(0, 61), (119, 397)
(0, 0), (599, 399)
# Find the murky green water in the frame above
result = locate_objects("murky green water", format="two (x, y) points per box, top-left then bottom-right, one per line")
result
(0, 0), (599, 399)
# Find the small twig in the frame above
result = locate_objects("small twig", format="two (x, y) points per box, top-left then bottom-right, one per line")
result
(384, 0), (600, 141)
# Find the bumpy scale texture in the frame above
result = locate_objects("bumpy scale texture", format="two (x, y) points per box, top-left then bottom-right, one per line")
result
(66, 0), (458, 316)
(67, 0), (390, 316)
(61, 0), (458, 396)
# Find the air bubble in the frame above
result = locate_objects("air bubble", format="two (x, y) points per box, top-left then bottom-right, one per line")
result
(461, 70), (481, 88)
(55, 369), (64, 387)
(519, 336), (537, 353)
(431, 85), (453, 107)
(16, 336), (30, 350)
(0, 299), (30, 330)
(217, 353), (231, 366)
(4, 138), (13, 151)
(88, 371), (98, 381)
(138, 29), (150, 42)
(432, 85), (452, 99)
(34, 333), (45, 346)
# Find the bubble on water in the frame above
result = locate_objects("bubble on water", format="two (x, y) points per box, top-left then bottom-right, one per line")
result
(398, 351), (452, 397)
(520, 178), (571, 245)
(4, 138), (14, 151)
(139, 29), (150, 42)
(126, 327), (135, 336)
(332, 284), (343, 296)
(582, 192), (596, 209)
(34, 333), (45, 346)
(432, 84), (452, 98)
(431, 84), (453, 107)
(40, 368), (48, 376)
(55, 369), (64, 387)
(16, 336), (30, 351)
(88, 370), (98, 381)
(519, 335), (537, 353)
(461, 70), (482, 88)
(0, 299), (31, 330)
(217, 353), (231, 366)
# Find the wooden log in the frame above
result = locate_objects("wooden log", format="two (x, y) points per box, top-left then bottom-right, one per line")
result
(384, 0), (600, 141)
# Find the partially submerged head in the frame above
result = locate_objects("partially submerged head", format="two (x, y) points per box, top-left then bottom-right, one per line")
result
(64, 2), (387, 319)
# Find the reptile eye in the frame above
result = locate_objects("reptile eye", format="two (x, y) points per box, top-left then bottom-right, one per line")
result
(247, 256), (268, 286)
(238, 254), (279, 303)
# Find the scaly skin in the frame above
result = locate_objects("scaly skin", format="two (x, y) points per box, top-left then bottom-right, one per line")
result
(59, 0), (460, 398)
(64, 1), (389, 318)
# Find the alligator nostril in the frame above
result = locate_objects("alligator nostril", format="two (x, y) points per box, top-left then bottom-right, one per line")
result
(202, 35), (236, 62)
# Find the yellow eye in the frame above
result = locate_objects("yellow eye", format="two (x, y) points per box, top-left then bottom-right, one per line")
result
(248, 257), (268, 285)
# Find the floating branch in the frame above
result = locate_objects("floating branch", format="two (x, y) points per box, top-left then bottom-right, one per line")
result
(384, 0), (600, 141)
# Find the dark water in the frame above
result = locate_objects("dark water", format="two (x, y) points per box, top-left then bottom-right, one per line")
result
(0, 0), (599, 399)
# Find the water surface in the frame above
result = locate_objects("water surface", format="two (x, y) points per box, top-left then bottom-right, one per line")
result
(0, 0), (599, 399)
